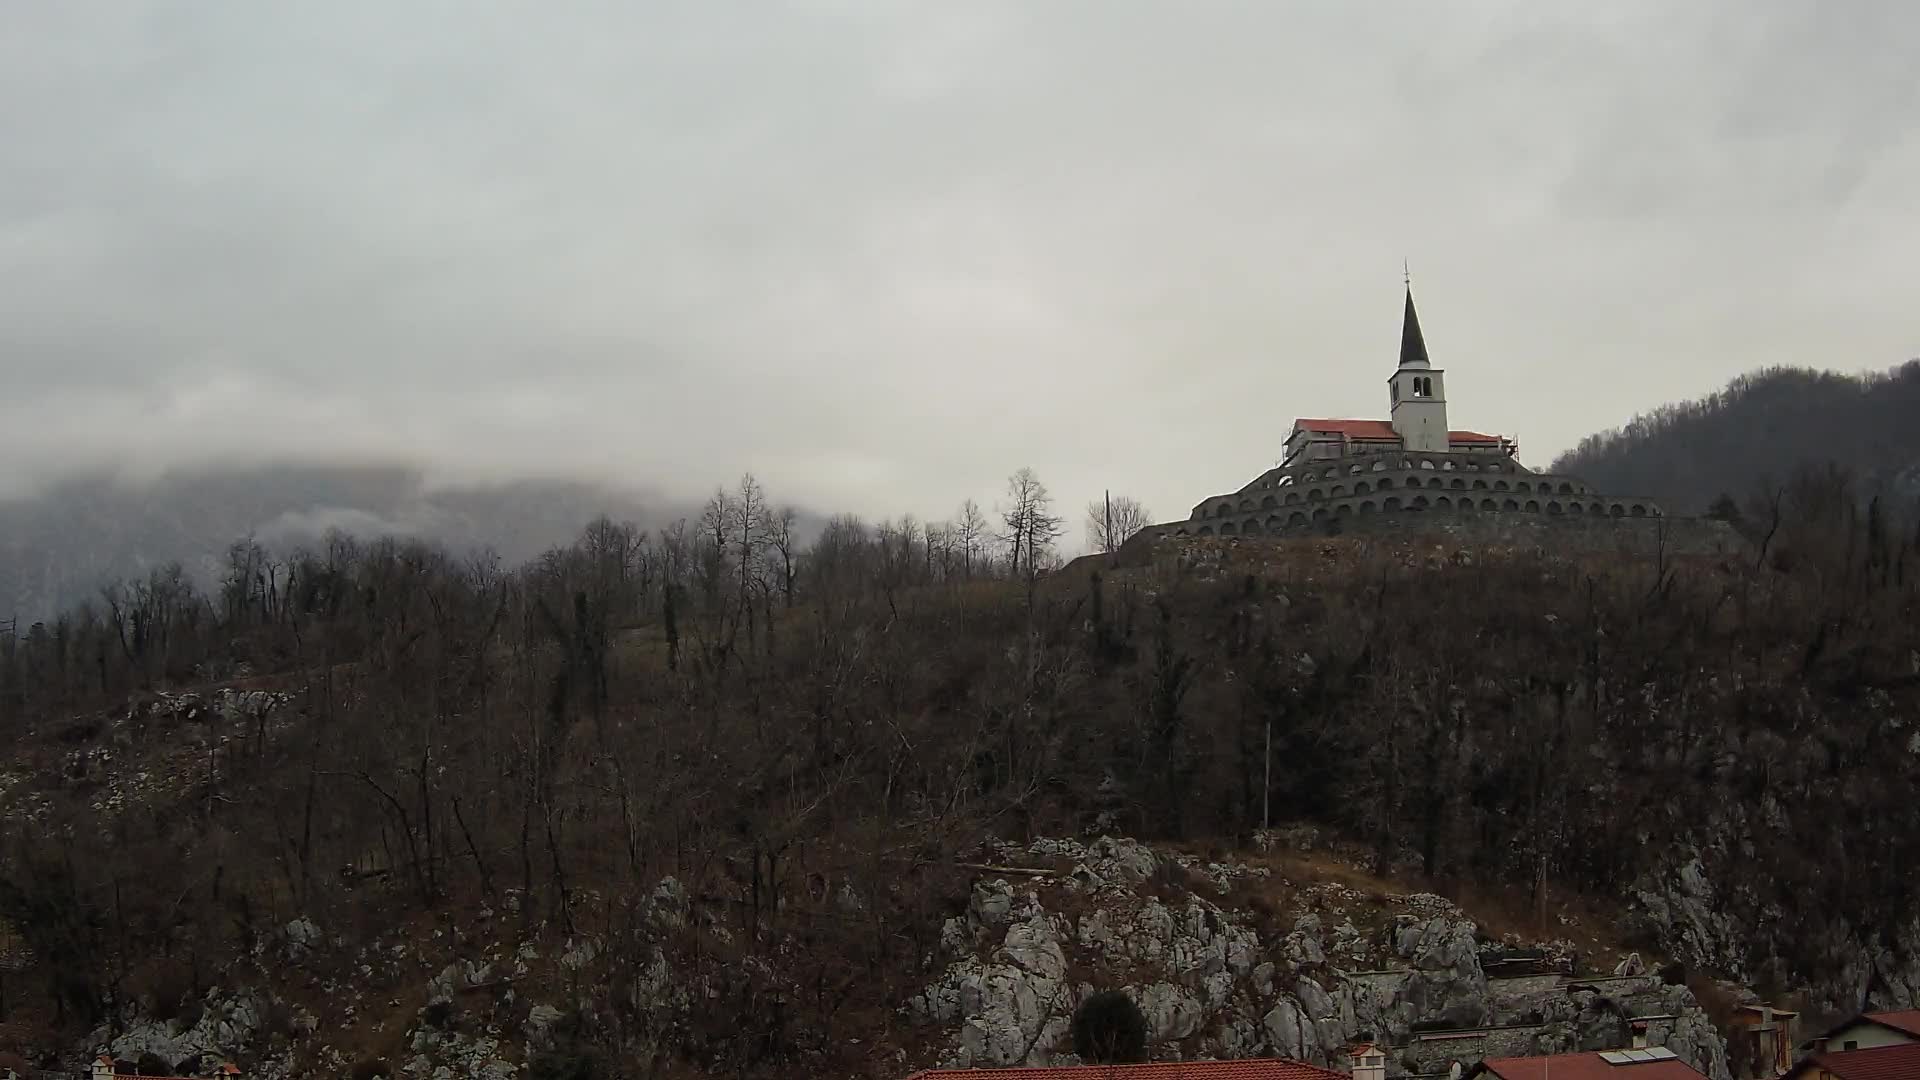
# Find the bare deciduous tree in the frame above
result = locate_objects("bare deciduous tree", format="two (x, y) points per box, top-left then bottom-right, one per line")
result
(764, 505), (801, 608)
(999, 467), (1063, 581)
(956, 499), (989, 580)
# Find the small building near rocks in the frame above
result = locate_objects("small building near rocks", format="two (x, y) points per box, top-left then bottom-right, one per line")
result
(1725, 1002), (1798, 1078)
(906, 1058), (1350, 1080)
(1465, 1047), (1708, 1080)
(89, 1057), (240, 1080)
(1780, 1041), (1920, 1080)
(1804, 1009), (1920, 1056)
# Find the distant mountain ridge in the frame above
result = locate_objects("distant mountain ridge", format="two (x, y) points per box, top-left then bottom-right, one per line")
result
(1551, 361), (1920, 514)
(0, 464), (705, 623)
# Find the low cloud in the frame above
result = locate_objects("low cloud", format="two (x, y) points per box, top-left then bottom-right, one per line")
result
(3, 2), (1916, 528)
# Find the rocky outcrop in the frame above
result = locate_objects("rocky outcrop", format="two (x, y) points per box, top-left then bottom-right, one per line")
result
(911, 837), (1732, 1079)
(1631, 836), (1920, 1018)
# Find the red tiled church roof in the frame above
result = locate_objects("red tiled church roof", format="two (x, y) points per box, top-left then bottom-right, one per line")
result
(1291, 418), (1505, 445)
(1293, 419), (1399, 440)
(1790, 1042), (1920, 1080)
(906, 1059), (1347, 1080)
(1475, 1052), (1707, 1080)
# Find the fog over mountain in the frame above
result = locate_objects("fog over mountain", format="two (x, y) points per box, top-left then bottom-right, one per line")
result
(0, 464), (712, 622)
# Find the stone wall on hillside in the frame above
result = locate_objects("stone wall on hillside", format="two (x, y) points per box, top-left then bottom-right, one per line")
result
(1315, 511), (1740, 557)
(1124, 512), (1741, 562)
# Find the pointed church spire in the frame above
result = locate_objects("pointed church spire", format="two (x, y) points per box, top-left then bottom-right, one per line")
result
(1399, 284), (1430, 369)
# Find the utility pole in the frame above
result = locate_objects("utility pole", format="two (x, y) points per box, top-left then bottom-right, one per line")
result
(1262, 720), (1272, 831)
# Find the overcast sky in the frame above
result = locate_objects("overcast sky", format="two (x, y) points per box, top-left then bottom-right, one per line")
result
(3, 2), (1916, 529)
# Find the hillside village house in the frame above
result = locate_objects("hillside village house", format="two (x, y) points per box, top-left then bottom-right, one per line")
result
(1464, 1047), (1708, 1080)
(87, 1057), (240, 1080)
(1779, 1041), (1920, 1080)
(1805, 1009), (1920, 1054)
(905, 1057), (1350, 1080)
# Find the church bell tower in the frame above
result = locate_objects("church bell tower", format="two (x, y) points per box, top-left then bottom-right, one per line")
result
(1388, 285), (1449, 453)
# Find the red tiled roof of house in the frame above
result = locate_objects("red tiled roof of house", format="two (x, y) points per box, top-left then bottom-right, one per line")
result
(1865, 1009), (1920, 1037)
(1291, 419), (1505, 445)
(1792, 1042), (1920, 1080)
(1477, 1051), (1707, 1080)
(906, 1058), (1347, 1080)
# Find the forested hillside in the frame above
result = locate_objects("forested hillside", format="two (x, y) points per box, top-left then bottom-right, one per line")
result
(2, 466), (1918, 1077)
(1552, 361), (1920, 512)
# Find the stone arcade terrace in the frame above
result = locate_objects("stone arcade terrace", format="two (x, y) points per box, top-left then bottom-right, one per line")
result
(1172, 449), (1662, 541)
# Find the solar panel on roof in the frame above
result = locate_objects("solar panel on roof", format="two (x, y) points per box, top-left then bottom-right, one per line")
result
(1599, 1047), (1680, 1066)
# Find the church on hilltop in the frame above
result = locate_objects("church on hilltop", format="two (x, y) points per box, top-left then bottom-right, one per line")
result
(1139, 286), (1665, 543)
